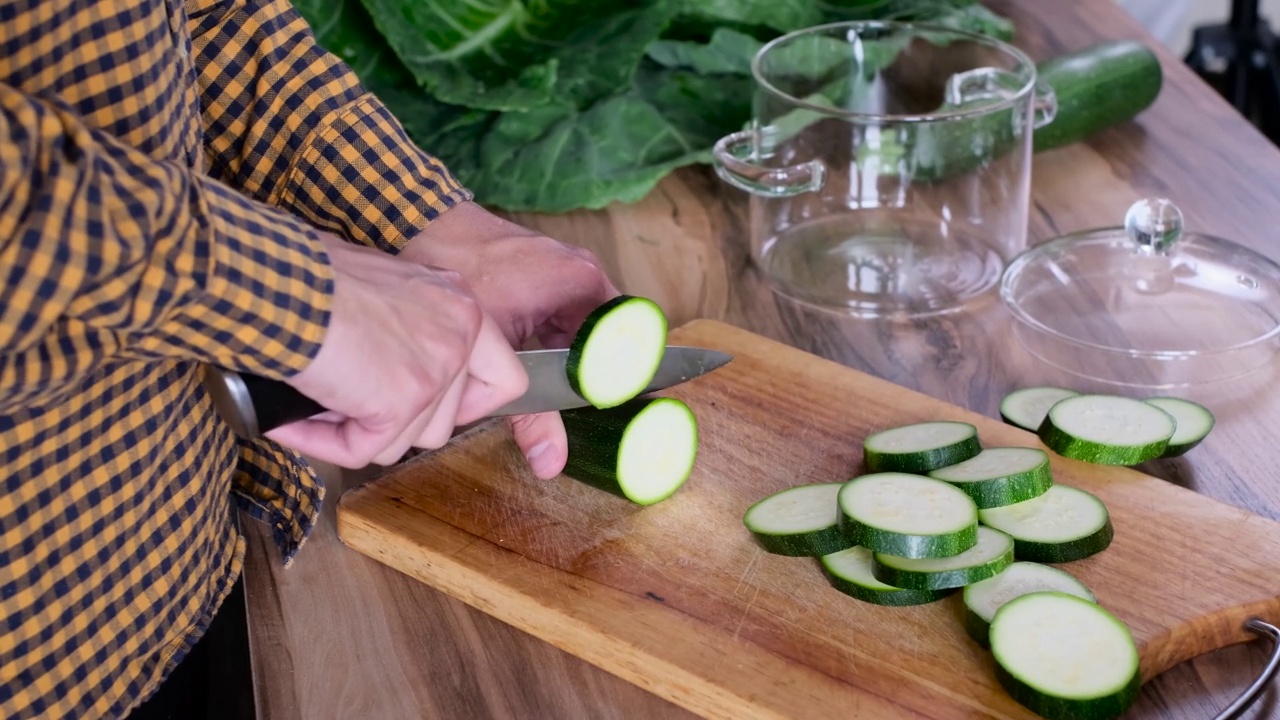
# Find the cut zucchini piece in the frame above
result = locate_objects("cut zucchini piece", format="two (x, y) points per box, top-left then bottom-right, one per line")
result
(963, 562), (1096, 648)
(566, 295), (669, 409)
(871, 526), (1015, 591)
(1037, 394), (1175, 465)
(561, 396), (697, 505)
(977, 484), (1113, 563)
(820, 546), (954, 607)
(837, 473), (978, 559)
(1144, 397), (1214, 457)
(999, 386), (1080, 432)
(863, 421), (981, 474)
(743, 483), (851, 557)
(991, 591), (1140, 720)
(927, 447), (1053, 509)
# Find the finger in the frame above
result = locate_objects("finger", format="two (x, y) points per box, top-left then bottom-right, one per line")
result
(456, 312), (529, 424)
(410, 366), (469, 453)
(508, 411), (567, 479)
(369, 382), (452, 466)
(266, 415), (397, 469)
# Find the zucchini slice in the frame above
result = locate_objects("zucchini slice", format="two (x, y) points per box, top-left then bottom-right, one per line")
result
(1144, 397), (1214, 457)
(999, 386), (1080, 432)
(977, 484), (1113, 563)
(863, 421), (981, 474)
(963, 562), (1096, 648)
(837, 473), (979, 559)
(927, 447), (1053, 509)
(820, 546), (954, 607)
(561, 396), (697, 505)
(871, 526), (1015, 591)
(742, 483), (851, 557)
(990, 592), (1140, 720)
(565, 295), (669, 409)
(1037, 394), (1175, 465)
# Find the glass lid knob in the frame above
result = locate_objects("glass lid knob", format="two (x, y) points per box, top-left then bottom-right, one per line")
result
(1124, 198), (1184, 255)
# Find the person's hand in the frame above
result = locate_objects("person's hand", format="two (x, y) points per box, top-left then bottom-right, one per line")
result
(398, 201), (620, 479)
(265, 232), (529, 469)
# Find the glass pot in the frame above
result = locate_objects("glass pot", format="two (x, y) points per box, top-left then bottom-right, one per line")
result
(712, 20), (1057, 318)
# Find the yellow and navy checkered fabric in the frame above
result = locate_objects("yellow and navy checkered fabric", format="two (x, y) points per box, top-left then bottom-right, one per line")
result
(0, 0), (472, 716)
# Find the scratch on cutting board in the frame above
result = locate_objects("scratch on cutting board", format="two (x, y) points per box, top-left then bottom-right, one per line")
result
(732, 583), (762, 643)
(733, 549), (763, 596)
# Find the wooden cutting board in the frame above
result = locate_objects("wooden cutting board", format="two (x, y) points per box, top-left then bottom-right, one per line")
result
(336, 319), (1280, 719)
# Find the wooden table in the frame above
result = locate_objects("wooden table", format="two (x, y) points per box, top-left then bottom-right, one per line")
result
(241, 0), (1280, 717)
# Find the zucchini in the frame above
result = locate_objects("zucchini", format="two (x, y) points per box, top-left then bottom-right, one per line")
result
(1144, 397), (1214, 457)
(560, 396), (697, 505)
(742, 483), (852, 556)
(927, 447), (1053, 509)
(862, 421), (980, 474)
(820, 546), (954, 607)
(990, 592), (1140, 720)
(963, 562), (1096, 648)
(999, 386), (1080, 432)
(837, 472), (979, 559)
(1032, 40), (1163, 153)
(565, 295), (668, 409)
(871, 526), (1015, 591)
(1037, 394), (1175, 465)
(977, 484), (1113, 563)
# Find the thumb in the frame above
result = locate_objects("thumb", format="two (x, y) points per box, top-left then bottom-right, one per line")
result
(508, 412), (567, 479)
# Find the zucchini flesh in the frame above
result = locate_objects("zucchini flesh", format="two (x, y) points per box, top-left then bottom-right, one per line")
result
(565, 295), (668, 409)
(561, 397), (697, 505)
(871, 526), (1015, 591)
(742, 483), (852, 557)
(999, 386), (1080, 432)
(1144, 396), (1214, 457)
(977, 484), (1113, 563)
(820, 546), (954, 607)
(837, 473), (978, 559)
(990, 592), (1140, 720)
(927, 447), (1053, 509)
(1037, 394), (1175, 465)
(963, 562), (1096, 648)
(863, 421), (980, 474)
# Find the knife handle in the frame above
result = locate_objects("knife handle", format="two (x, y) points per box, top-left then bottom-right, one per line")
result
(202, 366), (326, 438)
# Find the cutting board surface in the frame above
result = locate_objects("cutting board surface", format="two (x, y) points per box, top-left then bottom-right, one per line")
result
(336, 319), (1280, 719)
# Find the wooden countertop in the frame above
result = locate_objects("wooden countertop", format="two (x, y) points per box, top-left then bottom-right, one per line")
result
(241, 1), (1280, 717)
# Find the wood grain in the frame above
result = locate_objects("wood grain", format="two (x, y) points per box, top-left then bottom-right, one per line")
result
(243, 0), (1280, 717)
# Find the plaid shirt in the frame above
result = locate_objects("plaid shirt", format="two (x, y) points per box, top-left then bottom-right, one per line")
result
(0, 0), (471, 716)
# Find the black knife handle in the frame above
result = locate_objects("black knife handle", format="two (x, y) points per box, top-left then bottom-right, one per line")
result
(202, 366), (327, 437)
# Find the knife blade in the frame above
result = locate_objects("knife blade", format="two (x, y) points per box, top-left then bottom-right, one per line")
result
(203, 346), (732, 439)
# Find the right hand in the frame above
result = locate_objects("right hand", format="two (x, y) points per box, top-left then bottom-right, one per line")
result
(264, 232), (529, 468)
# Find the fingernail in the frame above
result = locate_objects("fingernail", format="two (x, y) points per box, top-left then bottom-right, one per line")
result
(525, 442), (554, 476)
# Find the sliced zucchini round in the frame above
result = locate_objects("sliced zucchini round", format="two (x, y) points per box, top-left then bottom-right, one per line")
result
(837, 473), (978, 559)
(1037, 394), (1175, 465)
(742, 483), (851, 557)
(999, 386), (1080, 432)
(820, 546), (954, 607)
(977, 484), (1113, 563)
(990, 591), (1139, 720)
(871, 526), (1015, 591)
(963, 562), (1096, 648)
(863, 421), (981, 474)
(927, 447), (1053, 509)
(561, 396), (697, 505)
(1144, 396), (1214, 457)
(565, 295), (669, 409)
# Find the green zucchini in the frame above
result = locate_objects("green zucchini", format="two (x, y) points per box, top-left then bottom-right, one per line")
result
(999, 386), (1080, 432)
(963, 562), (1096, 648)
(1144, 397), (1215, 457)
(565, 295), (668, 409)
(990, 591), (1140, 720)
(742, 483), (852, 556)
(1038, 394), (1175, 465)
(927, 447), (1053, 509)
(862, 421), (981, 474)
(871, 526), (1015, 591)
(820, 546), (955, 607)
(837, 472), (979, 559)
(560, 396), (697, 505)
(977, 484), (1113, 563)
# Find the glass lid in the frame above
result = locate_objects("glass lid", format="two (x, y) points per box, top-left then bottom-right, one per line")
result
(999, 198), (1280, 387)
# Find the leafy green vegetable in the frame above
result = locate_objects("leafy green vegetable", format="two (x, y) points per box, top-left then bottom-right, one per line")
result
(646, 28), (763, 76)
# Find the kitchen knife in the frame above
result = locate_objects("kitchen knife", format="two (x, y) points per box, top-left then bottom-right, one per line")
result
(203, 346), (732, 439)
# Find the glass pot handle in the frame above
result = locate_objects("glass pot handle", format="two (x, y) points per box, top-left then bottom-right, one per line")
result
(712, 129), (826, 197)
(1032, 78), (1058, 129)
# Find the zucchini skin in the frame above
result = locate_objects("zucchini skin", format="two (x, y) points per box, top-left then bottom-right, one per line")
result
(871, 548), (1014, 591)
(863, 435), (981, 474)
(823, 569), (956, 607)
(1036, 419), (1168, 466)
(964, 605), (995, 648)
(1010, 520), (1114, 564)
(564, 294), (666, 408)
(839, 516), (977, 560)
(994, 660), (1139, 720)
(929, 463), (1053, 510)
(751, 526), (851, 557)
(560, 397), (695, 505)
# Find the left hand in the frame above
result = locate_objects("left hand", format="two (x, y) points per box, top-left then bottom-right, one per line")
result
(398, 201), (620, 479)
